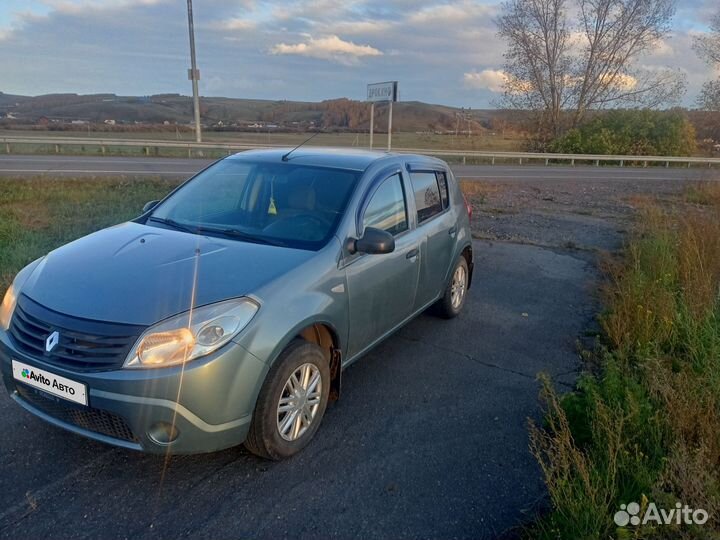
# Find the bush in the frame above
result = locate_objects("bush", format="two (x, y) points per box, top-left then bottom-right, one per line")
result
(549, 110), (697, 156)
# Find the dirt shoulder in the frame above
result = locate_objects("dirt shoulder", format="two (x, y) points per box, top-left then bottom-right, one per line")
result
(459, 177), (693, 253)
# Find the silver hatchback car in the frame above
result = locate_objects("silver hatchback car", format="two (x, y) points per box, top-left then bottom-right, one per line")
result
(0, 148), (474, 459)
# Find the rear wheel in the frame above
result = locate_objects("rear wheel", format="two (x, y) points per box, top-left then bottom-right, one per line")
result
(244, 340), (330, 460)
(434, 256), (469, 319)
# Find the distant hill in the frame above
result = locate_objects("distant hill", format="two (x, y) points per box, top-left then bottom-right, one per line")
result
(0, 91), (521, 133)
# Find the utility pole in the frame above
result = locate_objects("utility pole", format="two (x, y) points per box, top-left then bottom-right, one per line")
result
(186, 0), (202, 143)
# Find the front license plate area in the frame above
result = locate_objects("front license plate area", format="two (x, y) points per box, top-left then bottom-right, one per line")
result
(12, 360), (88, 406)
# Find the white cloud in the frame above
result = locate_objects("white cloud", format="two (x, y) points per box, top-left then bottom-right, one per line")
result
(601, 73), (638, 90)
(649, 38), (674, 58)
(211, 17), (256, 31)
(43, 0), (165, 14)
(463, 69), (508, 92)
(328, 20), (393, 35)
(410, 2), (495, 24)
(270, 35), (383, 63)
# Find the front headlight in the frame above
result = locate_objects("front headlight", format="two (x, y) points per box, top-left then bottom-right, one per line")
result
(123, 298), (259, 369)
(0, 284), (17, 331)
(0, 257), (46, 332)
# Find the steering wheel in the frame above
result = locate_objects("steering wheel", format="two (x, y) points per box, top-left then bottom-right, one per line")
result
(263, 213), (329, 239)
(288, 213), (329, 229)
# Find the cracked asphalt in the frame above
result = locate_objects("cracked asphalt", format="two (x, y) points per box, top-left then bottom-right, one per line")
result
(0, 235), (598, 539)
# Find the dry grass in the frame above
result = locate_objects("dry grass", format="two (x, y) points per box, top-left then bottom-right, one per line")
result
(527, 180), (720, 539)
(647, 361), (720, 536)
(684, 181), (720, 207)
(458, 180), (503, 205)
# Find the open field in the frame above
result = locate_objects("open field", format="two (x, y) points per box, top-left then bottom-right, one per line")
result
(1, 155), (717, 180)
(0, 178), (179, 290)
(0, 129), (525, 158)
(0, 173), (717, 539)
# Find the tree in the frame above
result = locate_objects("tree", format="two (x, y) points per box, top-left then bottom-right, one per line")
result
(693, 12), (720, 111)
(549, 109), (696, 156)
(497, 0), (686, 140)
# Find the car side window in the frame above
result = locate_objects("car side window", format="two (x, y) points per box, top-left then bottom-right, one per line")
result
(362, 174), (408, 236)
(436, 172), (449, 209)
(410, 172), (443, 223)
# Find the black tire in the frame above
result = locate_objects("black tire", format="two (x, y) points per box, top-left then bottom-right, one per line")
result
(434, 256), (469, 319)
(244, 340), (330, 460)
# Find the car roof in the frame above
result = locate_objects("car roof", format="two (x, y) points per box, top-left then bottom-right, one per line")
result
(227, 147), (445, 172)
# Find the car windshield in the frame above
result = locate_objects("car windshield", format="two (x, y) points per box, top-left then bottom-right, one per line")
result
(149, 158), (361, 250)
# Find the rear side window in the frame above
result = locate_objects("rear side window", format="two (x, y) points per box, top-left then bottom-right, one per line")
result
(410, 172), (443, 223)
(362, 174), (408, 236)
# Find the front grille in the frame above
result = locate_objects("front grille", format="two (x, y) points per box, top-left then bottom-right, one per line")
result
(9, 295), (144, 371)
(16, 384), (138, 443)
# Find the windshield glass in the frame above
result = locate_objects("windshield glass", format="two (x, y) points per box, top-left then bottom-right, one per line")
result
(149, 159), (361, 250)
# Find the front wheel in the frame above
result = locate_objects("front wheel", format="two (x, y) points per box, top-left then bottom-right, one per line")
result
(434, 256), (469, 319)
(244, 340), (330, 460)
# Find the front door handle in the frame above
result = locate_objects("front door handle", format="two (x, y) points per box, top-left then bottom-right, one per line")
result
(406, 248), (419, 260)
(448, 226), (457, 236)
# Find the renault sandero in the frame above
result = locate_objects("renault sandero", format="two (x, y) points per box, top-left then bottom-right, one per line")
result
(0, 148), (474, 460)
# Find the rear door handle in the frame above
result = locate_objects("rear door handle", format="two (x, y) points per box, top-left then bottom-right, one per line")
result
(406, 248), (419, 260)
(448, 226), (457, 236)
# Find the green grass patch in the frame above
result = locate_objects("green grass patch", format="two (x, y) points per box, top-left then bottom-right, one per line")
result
(528, 185), (720, 539)
(0, 177), (180, 290)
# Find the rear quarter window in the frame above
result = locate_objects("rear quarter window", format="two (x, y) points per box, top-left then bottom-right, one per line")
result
(436, 172), (450, 209)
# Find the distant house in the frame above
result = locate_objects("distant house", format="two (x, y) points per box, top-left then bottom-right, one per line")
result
(104, 119), (116, 125)
(37, 116), (50, 126)
(71, 120), (88, 125)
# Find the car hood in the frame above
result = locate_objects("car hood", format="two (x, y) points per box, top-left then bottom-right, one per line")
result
(21, 222), (316, 326)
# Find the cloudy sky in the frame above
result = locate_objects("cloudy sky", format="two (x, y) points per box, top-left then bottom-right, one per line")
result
(0, 0), (717, 108)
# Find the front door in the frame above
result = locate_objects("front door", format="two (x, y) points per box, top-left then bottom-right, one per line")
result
(345, 173), (420, 359)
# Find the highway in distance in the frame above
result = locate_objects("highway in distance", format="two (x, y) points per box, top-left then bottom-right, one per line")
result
(0, 154), (715, 181)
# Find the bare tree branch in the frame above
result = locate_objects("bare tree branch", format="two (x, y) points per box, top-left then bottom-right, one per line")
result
(497, 0), (685, 138)
(693, 12), (720, 110)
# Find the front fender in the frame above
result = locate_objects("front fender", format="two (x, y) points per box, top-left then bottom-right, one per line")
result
(235, 250), (349, 365)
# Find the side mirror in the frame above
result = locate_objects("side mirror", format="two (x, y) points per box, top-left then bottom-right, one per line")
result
(350, 227), (395, 255)
(142, 200), (160, 213)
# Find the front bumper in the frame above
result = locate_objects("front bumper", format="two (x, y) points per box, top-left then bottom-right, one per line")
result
(0, 330), (268, 454)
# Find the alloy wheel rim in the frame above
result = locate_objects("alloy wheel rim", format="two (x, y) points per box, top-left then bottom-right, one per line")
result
(451, 265), (466, 309)
(277, 362), (322, 442)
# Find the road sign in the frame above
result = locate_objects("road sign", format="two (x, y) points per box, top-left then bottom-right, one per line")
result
(367, 81), (398, 103)
(367, 81), (399, 151)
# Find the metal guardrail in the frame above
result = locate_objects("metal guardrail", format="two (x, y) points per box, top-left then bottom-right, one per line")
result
(2, 135), (719, 168)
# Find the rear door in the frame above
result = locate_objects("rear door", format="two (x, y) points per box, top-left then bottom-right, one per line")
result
(409, 170), (456, 310)
(345, 172), (421, 358)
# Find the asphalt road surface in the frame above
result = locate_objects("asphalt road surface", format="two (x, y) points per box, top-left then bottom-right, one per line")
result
(0, 153), (713, 181)
(0, 239), (595, 540)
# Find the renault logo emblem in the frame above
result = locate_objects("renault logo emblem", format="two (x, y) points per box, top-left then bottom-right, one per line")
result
(45, 331), (60, 352)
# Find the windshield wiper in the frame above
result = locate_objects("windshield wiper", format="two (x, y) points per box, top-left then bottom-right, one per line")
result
(148, 218), (289, 247)
(215, 228), (289, 248)
(148, 217), (198, 234)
